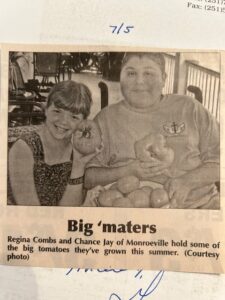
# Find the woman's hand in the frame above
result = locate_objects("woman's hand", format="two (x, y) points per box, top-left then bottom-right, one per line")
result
(164, 177), (192, 208)
(128, 159), (168, 181)
(82, 185), (105, 207)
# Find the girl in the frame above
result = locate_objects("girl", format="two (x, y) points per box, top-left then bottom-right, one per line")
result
(8, 80), (103, 206)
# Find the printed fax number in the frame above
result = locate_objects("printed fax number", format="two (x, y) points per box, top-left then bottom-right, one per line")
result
(204, 4), (225, 11)
(205, 0), (225, 4)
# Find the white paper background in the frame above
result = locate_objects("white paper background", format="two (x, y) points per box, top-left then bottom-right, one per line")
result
(0, 0), (225, 299)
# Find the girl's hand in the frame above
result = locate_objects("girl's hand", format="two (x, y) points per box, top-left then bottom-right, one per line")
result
(82, 185), (105, 207)
(80, 142), (104, 165)
(71, 143), (104, 177)
(164, 177), (192, 208)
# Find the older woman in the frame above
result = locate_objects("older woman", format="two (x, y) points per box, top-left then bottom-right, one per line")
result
(85, 52), (219, 209)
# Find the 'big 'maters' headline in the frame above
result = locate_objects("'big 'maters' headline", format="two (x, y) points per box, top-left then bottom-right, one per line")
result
(68, 219), (157, 236)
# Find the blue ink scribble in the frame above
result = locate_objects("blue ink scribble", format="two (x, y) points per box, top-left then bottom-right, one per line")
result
(66, 268), (73, 275)
(66, 268), (126, 276)
(134, 270), (143, 279)
(109, 293), (122, 300)
(65, 268), (164, 300)
(109, 270), (164, 300)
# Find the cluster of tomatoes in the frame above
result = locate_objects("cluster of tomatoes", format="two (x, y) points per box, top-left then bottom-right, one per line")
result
(98, 175), (170, 208)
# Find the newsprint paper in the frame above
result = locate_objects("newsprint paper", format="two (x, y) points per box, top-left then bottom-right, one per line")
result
(0, 44), (225, 274)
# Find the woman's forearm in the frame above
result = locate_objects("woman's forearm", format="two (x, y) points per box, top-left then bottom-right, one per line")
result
(84, 160), (171, 189)
(180, 162), (219, 189)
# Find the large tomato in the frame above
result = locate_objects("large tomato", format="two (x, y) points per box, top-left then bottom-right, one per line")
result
(98, 190), (123, 207)
(117, 176), (140, 195)
(134, 133), (174, 166)
(73, 120), (101, 155)
(150, 188), (169, 208)
(113, 197), (134, 208)
(127, 189), (150, 208)
(141, 186), (153, 198)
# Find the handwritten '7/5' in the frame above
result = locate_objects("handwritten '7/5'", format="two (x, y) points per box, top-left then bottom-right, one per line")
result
(110, 23), (134, 34)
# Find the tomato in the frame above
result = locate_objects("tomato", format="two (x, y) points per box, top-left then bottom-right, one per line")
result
(150, 188), (169, 208)
(73, 120), (101, 155)
(141, 186), (153, 198)
(113, 197), (134, 208)
(134, 133), (174, 166)
(98, 190), (123, 207)
(117, 176), (140, 194)
(151, 144), (174, 166)
(127, 189), (150, 208)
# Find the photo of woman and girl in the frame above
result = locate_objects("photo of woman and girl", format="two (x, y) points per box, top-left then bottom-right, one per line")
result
(8, 52), (220, 209)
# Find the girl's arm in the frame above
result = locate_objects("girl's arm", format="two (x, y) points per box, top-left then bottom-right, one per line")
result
(9, 140), (40, 206)
(58, 148), (103, 207)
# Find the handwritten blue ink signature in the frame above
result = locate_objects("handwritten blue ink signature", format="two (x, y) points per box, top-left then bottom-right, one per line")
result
(66, 268), (126, 275)
(109, 270), (164, 300)
(66, 268), (164, 299)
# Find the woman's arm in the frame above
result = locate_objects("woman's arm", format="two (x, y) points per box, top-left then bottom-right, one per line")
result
(85, 159), (169, 189)
(164, 101), (220, 208)
(179, 162), (219, 188)
(9, 140), (40, 206)
(164, 162), (219, 208)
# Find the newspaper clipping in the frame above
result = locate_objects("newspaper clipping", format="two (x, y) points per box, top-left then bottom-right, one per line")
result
(0, 44), (224, 274)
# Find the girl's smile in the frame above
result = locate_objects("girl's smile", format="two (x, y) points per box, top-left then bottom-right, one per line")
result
(45, 104), (84, 140)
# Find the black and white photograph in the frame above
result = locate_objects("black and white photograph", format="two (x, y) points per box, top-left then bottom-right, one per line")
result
(2, 0), (225, 291)
(7, 51), (220, 209)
